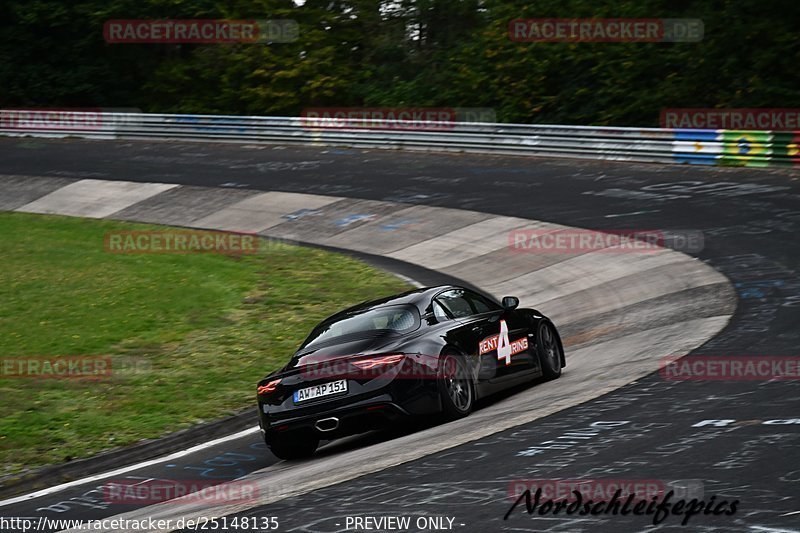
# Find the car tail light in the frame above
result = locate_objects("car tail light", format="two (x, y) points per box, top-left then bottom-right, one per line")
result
(257, 379), (281, 395)
(351, 354), (405, 370)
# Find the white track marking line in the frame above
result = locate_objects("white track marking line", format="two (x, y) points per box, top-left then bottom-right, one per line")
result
(0, 427), (259, 508)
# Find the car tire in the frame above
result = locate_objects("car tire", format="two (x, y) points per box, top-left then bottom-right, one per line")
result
(267, 436), (319, 460)
(537, 321), (563, 380)
(438, 353), (474, 419)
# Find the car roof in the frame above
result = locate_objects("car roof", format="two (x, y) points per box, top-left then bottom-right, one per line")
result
(328, 285), (461, 318)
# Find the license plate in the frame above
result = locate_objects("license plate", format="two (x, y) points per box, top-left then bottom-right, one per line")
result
(293, 379), (348, 403)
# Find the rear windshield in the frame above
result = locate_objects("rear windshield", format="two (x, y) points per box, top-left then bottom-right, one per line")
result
(302, 304), (420, 348)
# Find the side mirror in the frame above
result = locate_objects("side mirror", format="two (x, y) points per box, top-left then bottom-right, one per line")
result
(501, 296), (519, 310)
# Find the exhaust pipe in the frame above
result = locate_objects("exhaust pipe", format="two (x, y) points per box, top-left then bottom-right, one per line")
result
(315, 417), (339, 432)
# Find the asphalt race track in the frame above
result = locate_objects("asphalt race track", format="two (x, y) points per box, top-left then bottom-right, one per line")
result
(0, 137), (798, 532)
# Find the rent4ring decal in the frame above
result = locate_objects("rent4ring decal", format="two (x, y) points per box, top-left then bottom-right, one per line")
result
(479, 320), (529, 365)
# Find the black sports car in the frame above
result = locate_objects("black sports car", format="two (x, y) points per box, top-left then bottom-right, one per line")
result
(256, 285), (565, 459)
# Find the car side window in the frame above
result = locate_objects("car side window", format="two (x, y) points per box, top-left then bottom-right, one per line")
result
(436, 289), (474, 318)
(432, 300), (450, 322)
(464, 290), (502, 313)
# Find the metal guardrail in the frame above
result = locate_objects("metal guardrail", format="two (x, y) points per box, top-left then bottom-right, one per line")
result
(1, 111), (797, 167)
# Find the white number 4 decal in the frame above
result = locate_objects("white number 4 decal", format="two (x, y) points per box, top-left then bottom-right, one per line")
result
(497, 319), (512, 365)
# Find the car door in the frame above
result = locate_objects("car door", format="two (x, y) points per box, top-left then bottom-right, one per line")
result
(433, 289), (494, 378)
(435, 289), (535, 382)
(462, 290), (539, 381)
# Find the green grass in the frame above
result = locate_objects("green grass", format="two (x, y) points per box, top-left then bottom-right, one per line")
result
(0, 212), (412, 476)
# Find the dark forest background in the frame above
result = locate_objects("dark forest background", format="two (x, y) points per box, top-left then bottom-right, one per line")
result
(1, 0), (798, 125)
